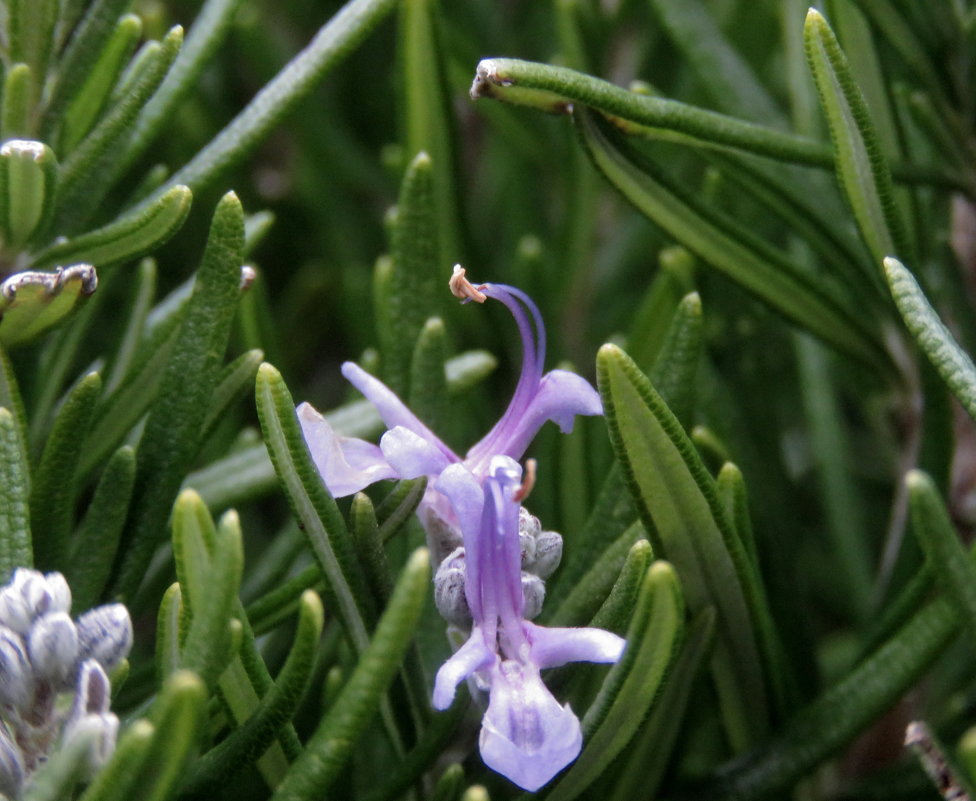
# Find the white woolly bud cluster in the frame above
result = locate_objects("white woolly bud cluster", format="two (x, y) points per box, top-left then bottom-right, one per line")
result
(432, 507), (563, 626)
(0, 569), (133, 798)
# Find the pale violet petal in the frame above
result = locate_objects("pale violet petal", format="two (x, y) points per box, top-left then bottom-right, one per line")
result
(432, 628), (494, 710)
(473, 370), (602, 462)
(341, 363), (457, 460)
(479, 660), (582, 791)
(297, 402), (397, 497)
(434, 464), (487, 619)
(523, 621), (626, 669)
(380, 426), (452, 479)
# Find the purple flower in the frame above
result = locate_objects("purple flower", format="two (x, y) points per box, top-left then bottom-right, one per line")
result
(297, 267), (602, 551)
(432, 456), (625, 791)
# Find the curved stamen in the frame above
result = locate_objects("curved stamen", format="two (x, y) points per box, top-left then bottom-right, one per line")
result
(465, 280), (547, 465)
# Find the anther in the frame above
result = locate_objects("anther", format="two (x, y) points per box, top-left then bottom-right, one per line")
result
(449, 264), (487, 303)
(513, 458), (537, 502)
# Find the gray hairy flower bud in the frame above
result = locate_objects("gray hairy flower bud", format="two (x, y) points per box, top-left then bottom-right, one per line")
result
(71, 660), (111, 718)
(27, 612), (79, 684)
(434, 548), (471, 627)
(0, 585), (31, 635)
(518, 508), (541, 569)
(0, 626), (32, 709)
(520, 572), (545, 620)
(0, 571), (72, 637)
(0, 726), (23, 800)
(528, 530), (563, 579)
(60, 711), (119, 777)
(19, 570), (71, 621)
(420, 505), (463, 566)
(75, 605), (132, 672)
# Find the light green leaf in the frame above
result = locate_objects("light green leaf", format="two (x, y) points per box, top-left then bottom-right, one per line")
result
(60, 14), (143, 155)
(409, 316), (449, 433)
(1, 64), (33, 139)
(608, 608), (714, 801)
(172, 491), (243, 688)
(112, 192), (244, 601)
(885, 256), (976, 422)
(30, 371), (101, 570)
(179, 590), (324, 798)
(385, 151), (438, 396)
(66, 446), (134, 611)
(120, 0), (246, 173)
(42, 0), (141, 134)
(255, 362), (374, 648)
(0, 408), (31, 578)
(269, 548), (430, 801)
(399, 0), (461, 264)
(577, 108), (887, 368)
(908, 469), (976, 645)
(597, 343), (768, 748)
(54, 26), (184, 233)
(75, 720), (154, 801)
(0, 139), (58, 249)
(31, 185), (192, 271)
(547, 561), (684, 801)
(804, 8), (909, 266)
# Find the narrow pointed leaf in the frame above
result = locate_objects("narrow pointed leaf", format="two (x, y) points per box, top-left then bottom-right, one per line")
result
(0, 408), (31, 579)
(180, 590), (324, 798)
(172, 492), (243, 688)
(43, 0), (141, 133)
(549, 521), (645, 627)
(650, 291), (703, 427)
(399, 0), (460, 264)
(468, 58), (951, 188)
(255, 362), (374, 649)
(270, 548), (430, 801)
(908, 469), (976, 645)
(547, 561), (685, 801)
(54, 26), (184, 233)
(0, 139), (58, 249)
(804, 8), (909, 266)
(7, 0), (57, 110)
(408, 316), (449, 432)
(590, 538), (655, 633)
(200, 348), (264, 443)
(0, 345), (28, 486)
(577, 109), (886, 368)
(135, 671), (207, 801)
(31, 185), (192, 271)
(695, 587), (962, 799)
(609, 608), (715, 801)
(385, 151), (437, 395)
(60, 14), (143, 155)
(105, 258), (157, 394)
(120, 0), (246, 173)
(885, 256), (976, 423)
(597, 343), (768, 747)
(30, 371), (101, 570)
(112, 192), (244, 601)
(2, 64), (33, 139)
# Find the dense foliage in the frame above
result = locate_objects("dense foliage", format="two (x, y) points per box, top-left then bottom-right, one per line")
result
(1, 0), (975, 799)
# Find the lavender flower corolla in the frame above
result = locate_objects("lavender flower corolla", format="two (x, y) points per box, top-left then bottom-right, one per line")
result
(432, 456), (625, 791)
(297, 266), (602, 558)
(0, 569), (132, 797)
